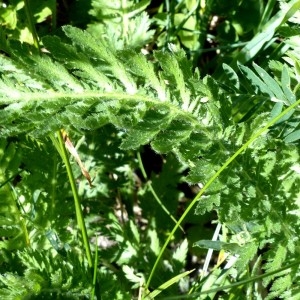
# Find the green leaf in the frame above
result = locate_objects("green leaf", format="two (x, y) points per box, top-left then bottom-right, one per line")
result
(172, 239), (188, 264)
(147, 269), (194, 298)
(233, 0), (300, 65)
(252, 63), (285, 101)
(0, 139), (27, 250)
(222, 63), (240, 91)
(122, 265), (143, 288)
(194, 240), (229, 251)
(148, 229), (160, 256)
(88, 0), (154, 49)
(239, 64), (273, 97)
(284, 129), (300, 143)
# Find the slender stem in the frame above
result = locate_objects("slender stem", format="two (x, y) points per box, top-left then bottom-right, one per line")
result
(121, 0), (129, 43)
(24, 0), (93, 271)
(137, 152), (184, 232)
(51, 0), (57, 30)
(0, 170), (23, 189)
(56, 131), (93, 267)
(144, 98), (300, 294)
(173, 0), (200, 36)
(23, 0), (41, 52)
(159, 259), (300, 300)
(91, 235), (99, 299)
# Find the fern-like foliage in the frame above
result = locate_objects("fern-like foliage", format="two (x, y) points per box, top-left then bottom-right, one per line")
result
(0, 139), (27, 250)
(14, 136), (79, 247)
(0, 25), (229, 155)
(1, 24), (300, 298)
(192, 55), (300, 298)
(88, 0), (154, 49)
(0, 248), (92, 299)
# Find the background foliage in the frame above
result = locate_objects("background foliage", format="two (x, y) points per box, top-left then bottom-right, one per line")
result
(1, 0), (300, 299)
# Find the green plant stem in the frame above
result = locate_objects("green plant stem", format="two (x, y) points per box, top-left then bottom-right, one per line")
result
(165, 0), (171, 46)
(173, 0), (200, 36)
(0, 170), (23, 189)
(162, 259), (300, 299)
(121, 0), (129, 43)
(91, 235), (99, 299)
(56, 131), (93, 267)
(24, 0), (41, 52)
(51, 0), (57, 30)
(49, 153), (58, 222)
(8, 181), (30, 247)
(137, 152), (184, 232)
(144, 98), (300, 294)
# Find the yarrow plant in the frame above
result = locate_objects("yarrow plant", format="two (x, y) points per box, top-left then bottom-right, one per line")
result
(1, 0), (300, 299)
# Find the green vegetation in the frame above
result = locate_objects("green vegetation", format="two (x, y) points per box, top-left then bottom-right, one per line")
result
(1, 0), (300, 299)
